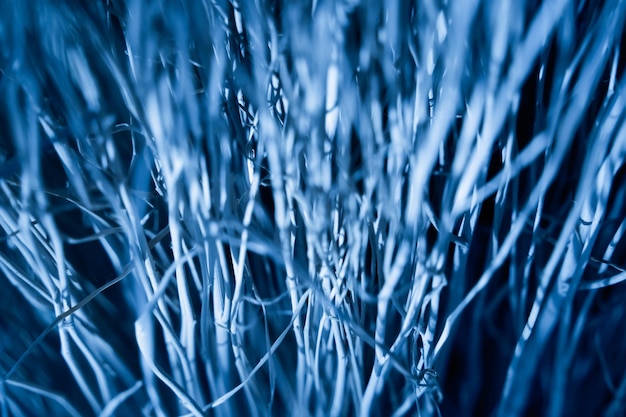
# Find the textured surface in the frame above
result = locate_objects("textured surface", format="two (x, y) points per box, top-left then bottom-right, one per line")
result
(1, 1), (626, 416)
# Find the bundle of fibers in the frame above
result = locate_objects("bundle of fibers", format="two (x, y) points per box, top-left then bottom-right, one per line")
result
(1, 0), (626, 416)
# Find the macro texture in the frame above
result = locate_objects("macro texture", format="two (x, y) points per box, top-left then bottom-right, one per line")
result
(1, 1), (626, 416)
